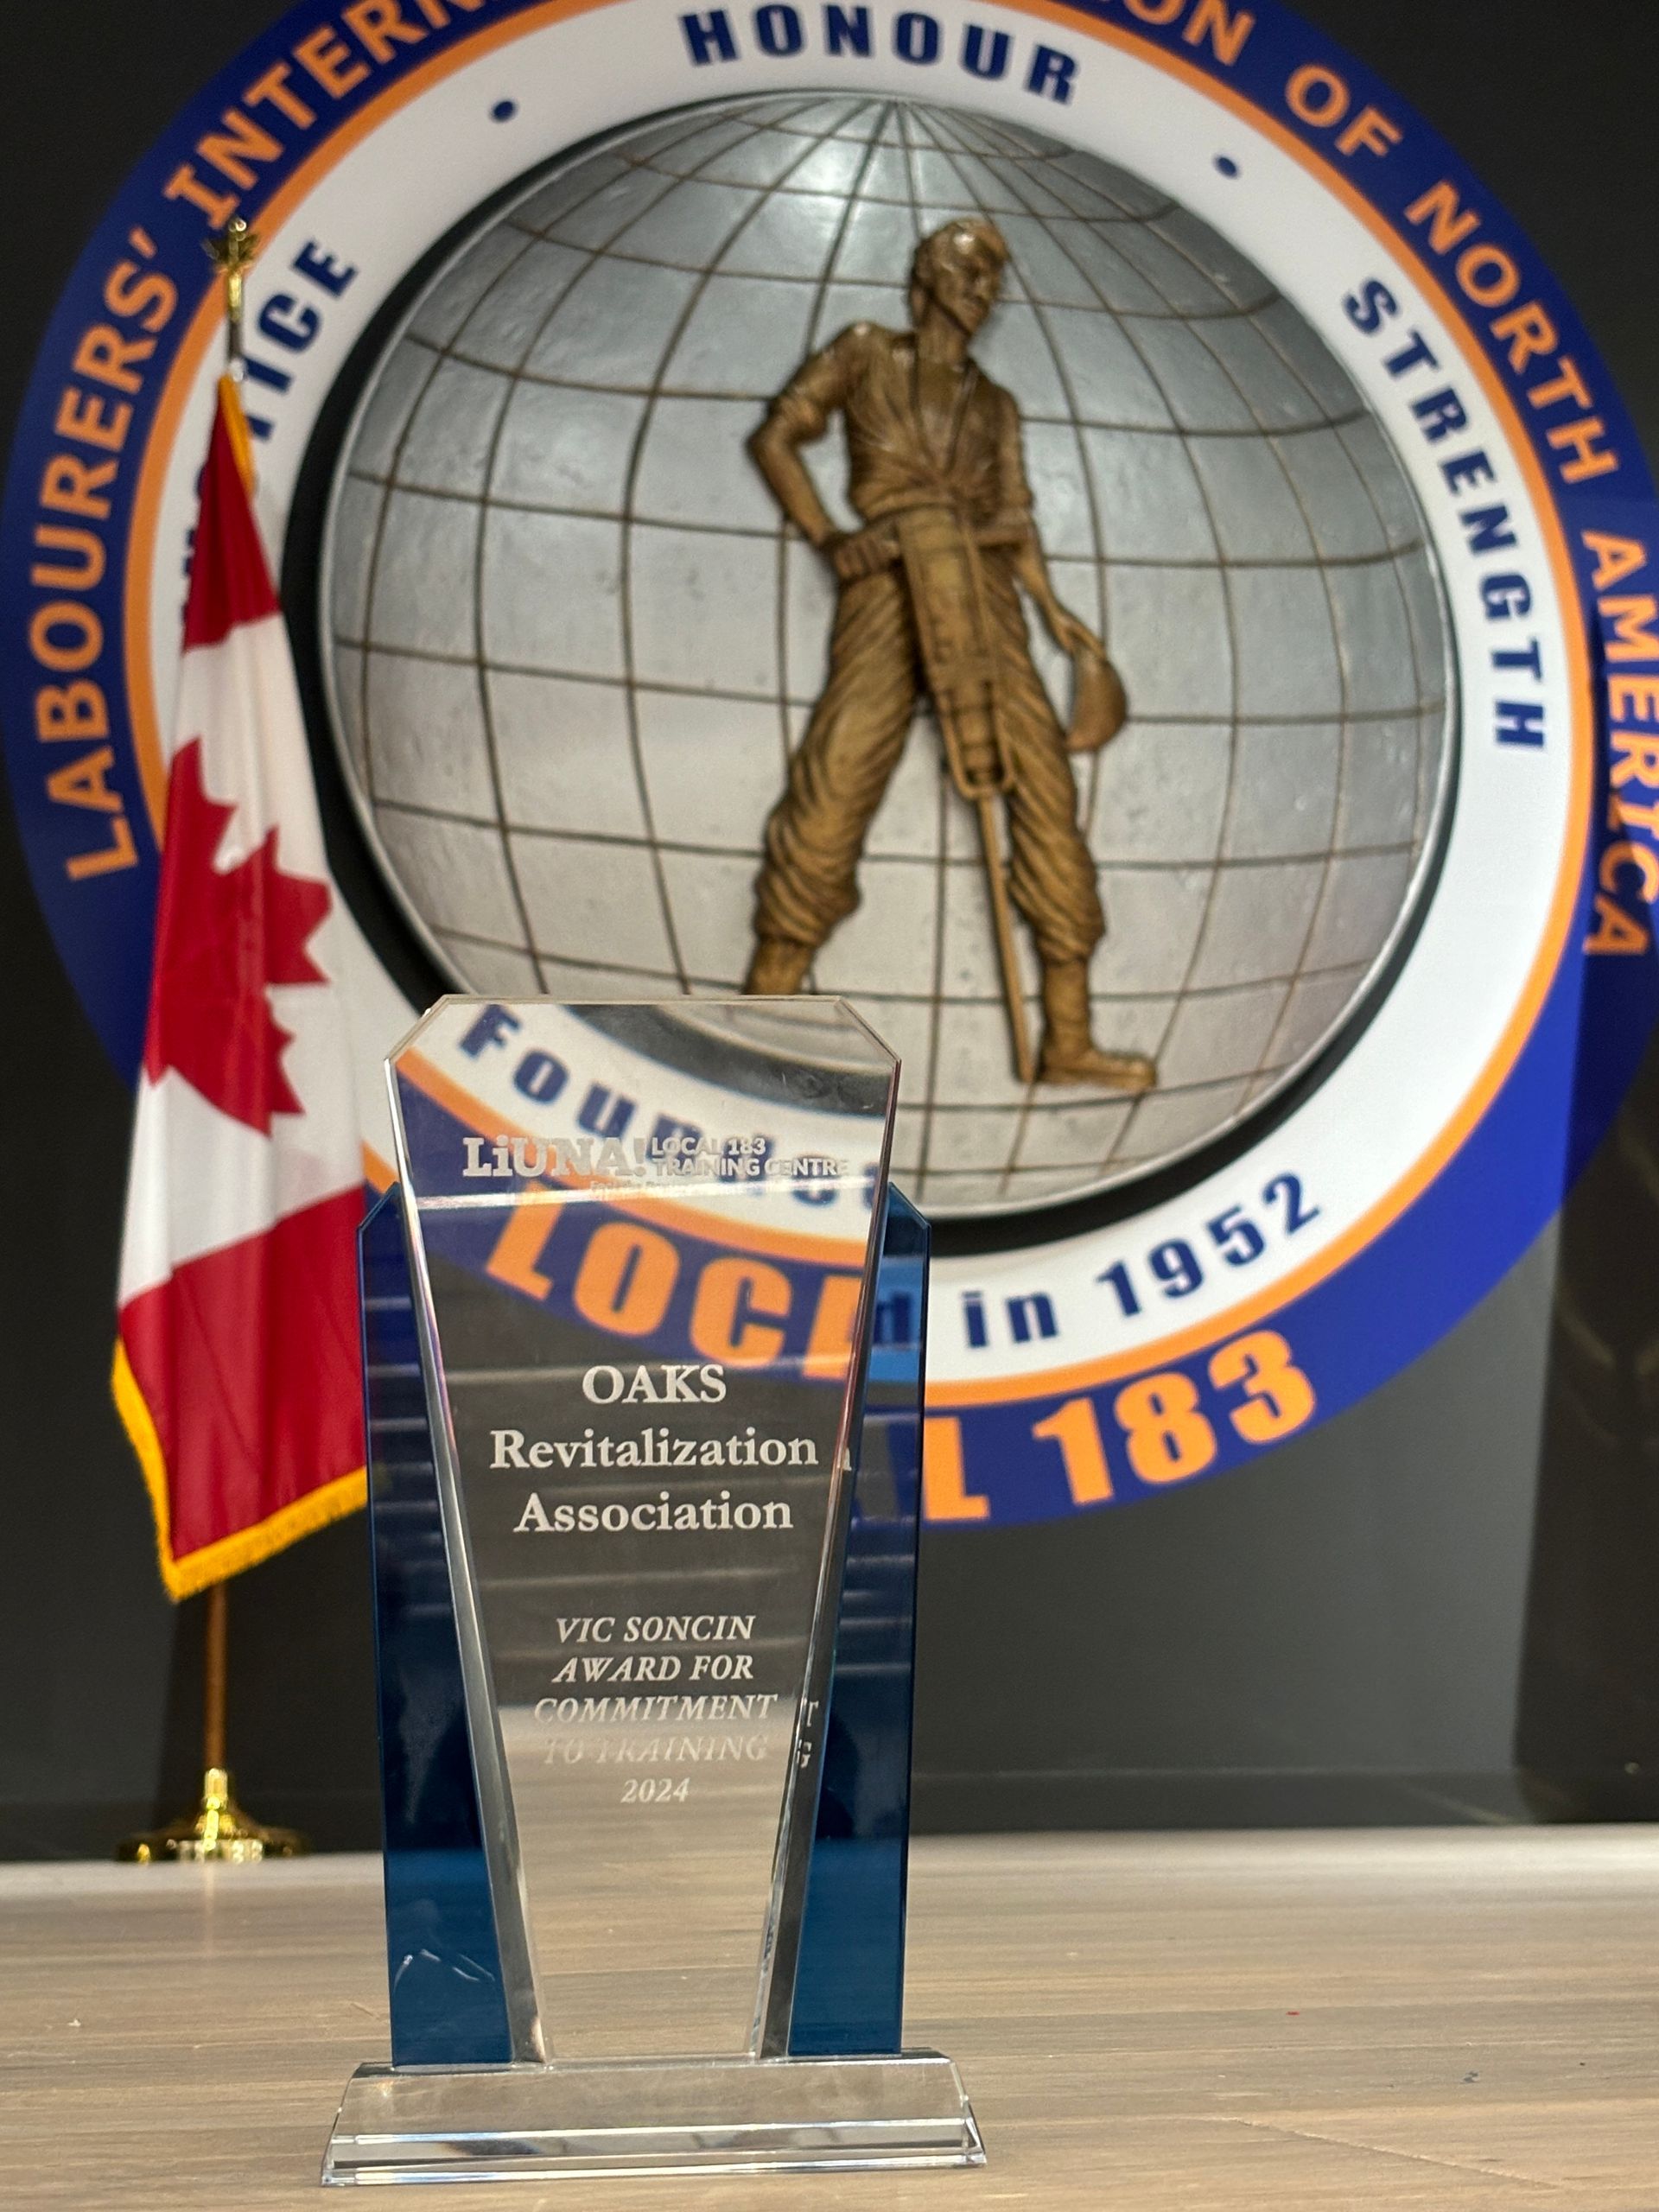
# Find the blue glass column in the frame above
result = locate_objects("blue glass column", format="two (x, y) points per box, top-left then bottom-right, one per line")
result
(788, 1187), (929, 2056)
(360, 1190), (512, 2066)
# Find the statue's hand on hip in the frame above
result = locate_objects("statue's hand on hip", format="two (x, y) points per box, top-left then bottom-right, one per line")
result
(823, 525), (900, 581)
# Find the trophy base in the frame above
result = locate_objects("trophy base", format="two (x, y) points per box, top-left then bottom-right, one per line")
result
(322, 2051), (983, 2184)
(116, 1767), (308, 1864)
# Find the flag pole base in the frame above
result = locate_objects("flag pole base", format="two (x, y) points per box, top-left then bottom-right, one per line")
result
(117, 1767), (309, 1864)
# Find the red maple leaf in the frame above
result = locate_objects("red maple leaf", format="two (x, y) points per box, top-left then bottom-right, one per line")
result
(143, 739), (331, 1133)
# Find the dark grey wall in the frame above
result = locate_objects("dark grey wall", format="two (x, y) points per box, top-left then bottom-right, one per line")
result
(2, 0), (1656, 1853)
(915, 1225), (1560, 1830)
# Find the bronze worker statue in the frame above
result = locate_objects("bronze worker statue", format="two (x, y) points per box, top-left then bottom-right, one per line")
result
(741, 216), (1155, 1093)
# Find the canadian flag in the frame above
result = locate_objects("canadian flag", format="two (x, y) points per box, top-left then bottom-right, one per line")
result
(114, 379), (365, 1599)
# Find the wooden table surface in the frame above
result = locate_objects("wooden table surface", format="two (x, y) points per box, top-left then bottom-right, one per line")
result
(3, 1828), (1657, 2209)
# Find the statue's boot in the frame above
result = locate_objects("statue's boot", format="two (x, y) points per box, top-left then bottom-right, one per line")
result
(744, 937), (814, 995)
(1038, 959), (1156, 1092)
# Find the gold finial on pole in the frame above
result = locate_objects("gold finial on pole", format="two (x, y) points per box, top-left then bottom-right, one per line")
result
(206, 216), (261, 379)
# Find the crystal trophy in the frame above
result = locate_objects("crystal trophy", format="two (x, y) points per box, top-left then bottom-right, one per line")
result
(324, 997), (981, 2184)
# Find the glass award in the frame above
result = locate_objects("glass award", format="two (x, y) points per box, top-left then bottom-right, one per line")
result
(324, 997), (981, 2184)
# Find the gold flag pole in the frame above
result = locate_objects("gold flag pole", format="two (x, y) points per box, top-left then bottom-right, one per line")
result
(118, 220), (305, 1866)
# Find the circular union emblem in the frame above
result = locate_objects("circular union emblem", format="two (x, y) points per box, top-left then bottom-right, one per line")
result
(5, 0), (1656, 1524)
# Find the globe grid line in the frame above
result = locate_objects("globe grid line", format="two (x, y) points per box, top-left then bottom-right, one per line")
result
(347, 473), (1446, 563)
(334, 623), (1442, 714)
